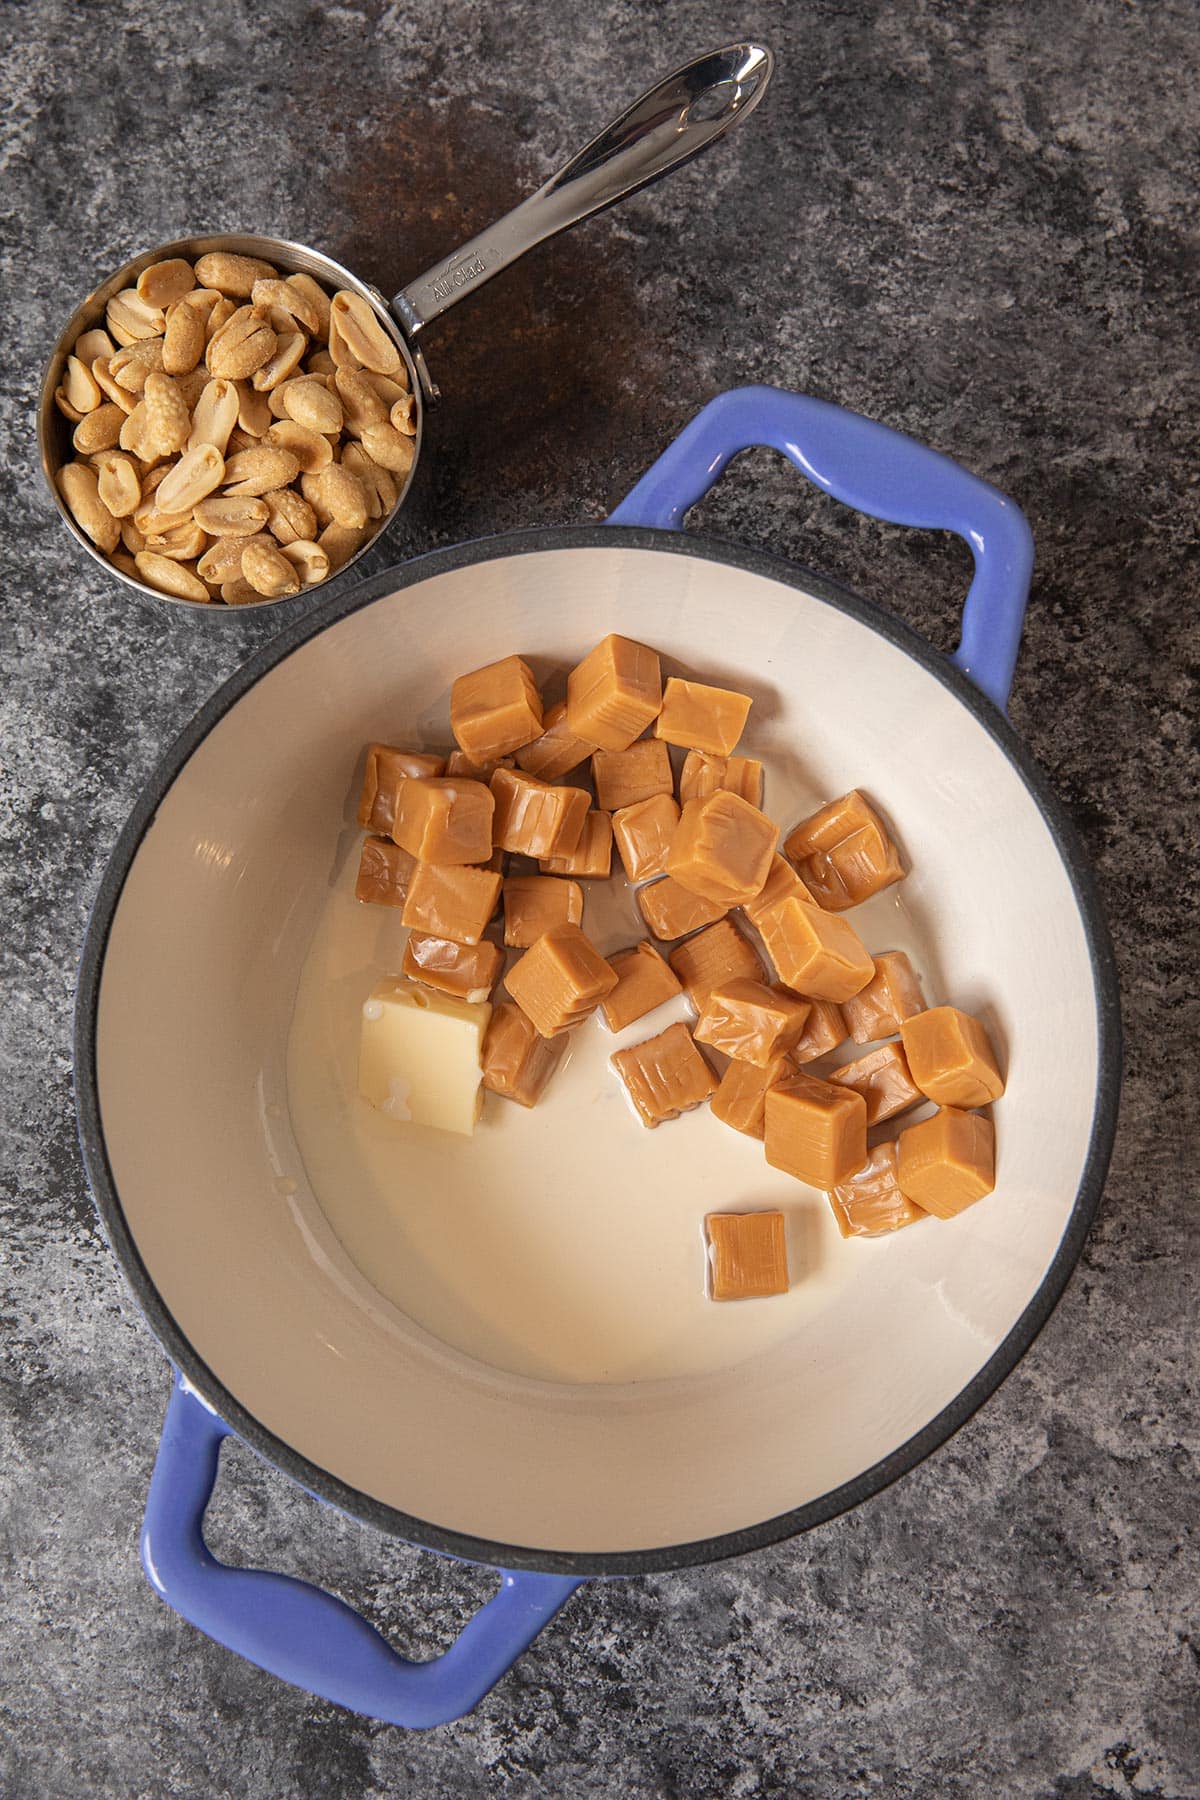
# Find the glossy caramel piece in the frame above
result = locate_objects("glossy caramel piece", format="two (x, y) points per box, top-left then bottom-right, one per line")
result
(612, 795), (680, 882)
(694, 978), (810, 1068)
(654, 677), (752, 756)
(540, 809), (613, 878)
(502, 875), (584, 948)
(741, 853), (814, 926)
(829, 1143), (927, 1237)
(678, 751), (764, 807)
(710, 1052), (796, 1139)
(764, 1070), (867, 1187)
(610, 1021), (716, 1128)
(600, 941), (682, 1032)
(826, 1040), (922, 1125)
(450, 654), (543, 762)
(636, 877), (727, 941)
(401, 860), (502, 944)
(490, 765), (589, 859)
(784, 790), (905, 910)
(403, 933), (504, 1003)
(842, 950), (927, 1044)
(756, 896), (874, 1003)
(783, 788), (883, 857)
(666, 792), (779, 908)
(357, 744), (446, 835)
(514, 699), (595, 779)
(900, 1006), (1005, 1108)
(705, 1211), (789, 1301)
(445, 749), (513, 782)
(565, 633), (662, 751)
(668, 918), (763, 1009)
(391, 776), (494, 864)
(504, 922), (618, 1036)
(897, 1107), (995, 1218)
(481, 1001), (568, 1107)
(355, 836), (416, 907)
(591, 737), (673, 812)
(791, 999), (848, 1064)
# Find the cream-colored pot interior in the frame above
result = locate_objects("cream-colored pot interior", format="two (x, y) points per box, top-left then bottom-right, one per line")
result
(94, 542), (1102, 1556)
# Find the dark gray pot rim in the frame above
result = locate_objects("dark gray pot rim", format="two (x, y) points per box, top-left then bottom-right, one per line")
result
(74, 522), (1122, 1578)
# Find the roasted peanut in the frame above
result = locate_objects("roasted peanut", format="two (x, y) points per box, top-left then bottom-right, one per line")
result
(220, 575), (265, 606)
(121, 372), (190, 458)
(75, 327), (116, 365)
(250, 330), (306, 392)
(106, 288), (165, 345)
(92, 357), (138, 414)
(235, 380), (273, 437)
(134, 550), (210, 601)
(250, 277), (320, 335)
(162, 297), (206, 374)
(64, 355), (102, 413)
(390, 393), (417, 435)
(197, 532), (274, 583)
(282, 375), (343, 435)
(72, 404), (124, 454)
(262, 486), (317, 544)
(286, 272), (332, 337)
(111, 338), (165, 392)
(317, 519), (366, 571)
(303, 463), (368, 528)
(207, 305), (277, 380)
(242, 538), (302, 598)
(155, 443), (225, 512)
(136, 259), (196, 309)
(279, 538), (330, 586)
(188, 377), (240, 454)
(333, 366), (387, 437)
(193, 251), (279, 297)
(92, 451), (142, 518)
(329, 291), (403, 374)
(263, 418), (331, 472)
(359, 420), (415, 475)
(364, 368), (410, 403)
(204, 295), (237, 339)
(143, 519), (207, 561)
(193, 494), (270, 536)
(223, 445), (301, 496)
(59, 462), (120, 553)
(341, 441), (397, 518)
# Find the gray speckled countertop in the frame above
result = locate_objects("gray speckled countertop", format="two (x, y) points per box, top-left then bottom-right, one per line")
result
(2, 2), (1197, 1795)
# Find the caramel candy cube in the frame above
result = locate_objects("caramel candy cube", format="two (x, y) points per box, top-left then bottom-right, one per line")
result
(695, 979), (811, 1068)
(445, 749), (513, 782)
(403, 933), (504, 1003)
(392, 776), (494, 864)
(612, 795), (680, 882)
(826, 1040), (922, 1125)
(514, 699), (596, 780)
(710, 1052), (796, 1139)
(540, 809), (613, 878)
(669, 918), (763, 1010)
(784, 789), (905, 910)
(481, 1001), (568, 1108)
(741, 853), (814, 926)
(565, 633), (662, 751)
(900, 1006), (1005, 1108)
(791, 999), (848, 1064)
(829, 1143), (927, 1237)
(666, 792), (779, 908)
(401, 861), (502, 944)
(637, 877), (727, 941)
(678, 751), (764, 807)
(610, 1021), (716, 1128)
(357, 743), (447, 835)
(355, 836), (416, 907)
(784, 787), (884, 857)
(897, 1107), (995, 1218)
(505, 922), (618, 1036)
(600, 941), (683, 1032)
(654, 677), (752, 756)
(490, 766), (589, 859)
(764, 1070), (868, 1187)
(502, 874), (584, 948)
(450, 654), (543, 762)
(842, 950), (927, 1044)
(705, 1211), (789, 1301)
(591, 738), (673, 812)
(756, 896), (874, 1003)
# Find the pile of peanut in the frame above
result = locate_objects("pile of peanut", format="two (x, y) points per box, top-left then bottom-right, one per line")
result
(53, 252), (417, 605)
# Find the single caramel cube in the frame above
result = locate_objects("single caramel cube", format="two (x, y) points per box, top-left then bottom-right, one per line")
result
(600, 941), (683, 1032)
(678, 751), (764, 807)
(540, 809), (613, 878)
(741, 853), (814, 926)
(357, 744), (447, 835)
(502, 875), (584, 948)
(612, 795), (680, 882)
(764, 1070), (867, 1187)
(900, 1006), (1005, 1108)
(565, 633), (662, 751)
(791, 999), (848, 1064)
(445, 749), (513, 782)
(783, 788), (885, 857)
(705, 1211), (789, 1300)
(842, 950), (927, 1044)
(610, 1021), (716, 1128)
(481, 1001), (568, 1107)
(666, 792), (779, 908)
(668, 918), (763, 1009)
(403, 933), (504, 1003)
(756, 896), (875, 1003)
(637, 877), (727, 941)
(450, 654), (543, 762)
(514, 699), (595, 780)
(355, 836), (416, 907)
(391, 776), (494, 864)
(591, 738), (673, 812)
(829, 1143), (927, 1237)
(694, 979), (811, 1068)
(401, 861), (502, 944)
(897, 1107), (996, 1218)
(826, 1040), (922, 1125)
(504, 922), (618, 1036)
(490, 766), (589, 859)
(654, 677), (752, 756)
(784, 790), (905, 910)
(710, 1052), (796, 1139)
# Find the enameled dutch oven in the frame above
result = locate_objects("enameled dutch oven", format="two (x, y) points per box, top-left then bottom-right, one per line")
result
(75, 386), (1120, 1727)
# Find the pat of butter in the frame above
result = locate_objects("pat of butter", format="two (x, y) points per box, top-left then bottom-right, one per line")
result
(359, 979), (491, 1136)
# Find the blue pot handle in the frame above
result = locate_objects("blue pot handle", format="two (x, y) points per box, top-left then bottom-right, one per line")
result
(608, 385), (1034, 712)
(142, 1376), (582, 1728)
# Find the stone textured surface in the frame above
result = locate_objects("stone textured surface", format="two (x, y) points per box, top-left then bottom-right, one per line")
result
(2, 1), (1197, 1794)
